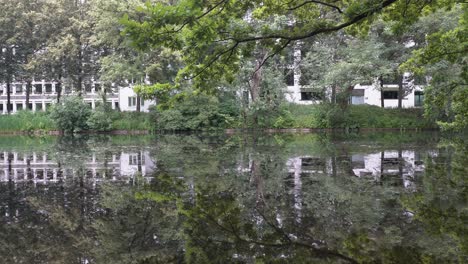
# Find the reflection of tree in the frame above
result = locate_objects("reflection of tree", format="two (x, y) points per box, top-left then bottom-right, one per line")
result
(0, 132), (464, 263)
(0, 180), (97, 263)
(402, 138), (468, 261)
(91, 180), (183, 264)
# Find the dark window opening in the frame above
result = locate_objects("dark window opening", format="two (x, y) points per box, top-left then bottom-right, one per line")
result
(114, 102), (119, 110)
(415, 91), (424, 106)
(0, 104), (3, 112)
(27, 103), (33, 110)
(15, 84), (23, 93)
(34, 84), (42, 94)
(16, 103), (23, 111)
(55, 83), (62, 93)
(45, 84), (52, 93)
(300, 91), (323, 101)
(94, 83), (101, 92)
(284, 70), (294, 86)
(383, 91), (399, 99)
(35, 103), (43, 111)
(85, 83), (92, 93)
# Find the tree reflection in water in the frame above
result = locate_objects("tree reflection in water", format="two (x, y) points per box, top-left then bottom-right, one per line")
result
(0, 132), (465, 263)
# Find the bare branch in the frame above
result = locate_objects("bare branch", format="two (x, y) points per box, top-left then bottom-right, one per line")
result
(288, 0), (343, 13)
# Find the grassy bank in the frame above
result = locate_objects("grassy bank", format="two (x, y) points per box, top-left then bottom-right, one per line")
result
(0, 104), (436, 133)
(285, 104), (436, 129)
(0, 110), (153, 133)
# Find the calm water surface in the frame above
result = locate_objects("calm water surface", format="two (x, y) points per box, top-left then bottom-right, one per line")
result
(0, 132), (466, 263)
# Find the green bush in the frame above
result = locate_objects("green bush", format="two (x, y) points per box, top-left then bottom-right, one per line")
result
(50, 96), (91, 133)
(111, 111), (153, 130)
(87, 104), (113, 131)
(0, 110), (55, 132)
(153, 94), (239, 130)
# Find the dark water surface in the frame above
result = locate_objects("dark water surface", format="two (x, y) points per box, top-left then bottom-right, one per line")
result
(0, 132), (466, 263)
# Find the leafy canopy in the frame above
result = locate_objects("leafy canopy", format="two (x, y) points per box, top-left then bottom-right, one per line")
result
(122, 0), (458, 92)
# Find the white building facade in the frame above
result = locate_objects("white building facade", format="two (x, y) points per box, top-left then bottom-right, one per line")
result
(283, 45), (425, 108)
(0, 81), (156, 114)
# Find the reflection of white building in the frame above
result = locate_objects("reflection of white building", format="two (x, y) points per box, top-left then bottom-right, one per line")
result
(0, 151), (155, 184)
(0, 81), (156, 114)
(286, 150), (427, 190)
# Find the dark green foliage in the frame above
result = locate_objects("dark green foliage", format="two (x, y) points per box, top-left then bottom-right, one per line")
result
(50, 96), (92, 133)
(286, 104), (436, 129)
(87, 104), (113, 131)
(0, 110), (56, 132)
(152, 93), (239, 130)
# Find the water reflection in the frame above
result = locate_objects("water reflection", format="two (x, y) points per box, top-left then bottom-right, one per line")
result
(0, 133), (465, 263)
(0, 150), (155, 184)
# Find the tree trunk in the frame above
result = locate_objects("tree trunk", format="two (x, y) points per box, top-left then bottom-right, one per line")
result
(5, 47), (12, 114)
(249, 51), (268, 126)
(397, 74), (403, 109)
(56, 81), (62, 103)
(26, 80), (32, 110)
(379, 76), (385, 108)
(136, 95), (141, 112)
(6, 82), (11, 114)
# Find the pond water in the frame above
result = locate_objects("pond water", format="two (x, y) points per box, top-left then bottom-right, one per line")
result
(0, 132), (466, 263)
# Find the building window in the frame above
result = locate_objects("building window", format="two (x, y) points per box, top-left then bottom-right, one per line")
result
(34, 84), (42, 94)
(415, 91), (424, 106)
(85, 83), (92, 93)
(129, 155), (138, 165)
(0, 103), (3, 112)
(284, 69), (294, 86)
(35, 103), (43, 111)
(55, 83), (62, 93)
(15, 84), (23, 93)
(300, 91), (323, 101)
(27, 103), (32, 110)
(114, 102), (120, 110)
(383, 91), (398, 99)
(45, 84), (52, 93)
(94, 83), (101, 92)
(128, 97), (137, 107)
(16, 103), (23, 111)
(141, 99), (144, 107)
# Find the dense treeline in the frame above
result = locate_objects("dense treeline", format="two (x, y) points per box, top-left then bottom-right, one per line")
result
(0, 0), (466, 131)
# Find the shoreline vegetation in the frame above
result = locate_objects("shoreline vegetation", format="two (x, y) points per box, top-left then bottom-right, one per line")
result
(0, 103), (437, 135)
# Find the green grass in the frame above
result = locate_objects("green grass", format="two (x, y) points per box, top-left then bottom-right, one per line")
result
(0, 110), (56, 132)
(284, 104), (436, 129)
(0, 105), (436, 132)
(0, 110), (154, 132)
(110, 111), (154, 131)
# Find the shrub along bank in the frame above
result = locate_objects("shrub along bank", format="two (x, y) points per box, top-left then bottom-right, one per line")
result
(0, 96), (153, 133)
(0, 99), (436, 133)
(285, 104), (436, 129)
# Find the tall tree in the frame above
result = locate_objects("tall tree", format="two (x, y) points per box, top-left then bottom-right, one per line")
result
(122, 0), (456, 94)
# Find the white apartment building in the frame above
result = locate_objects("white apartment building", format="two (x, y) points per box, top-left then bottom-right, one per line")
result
(0, 81), (156, 114)
(285, 73), (425, 108)
(283, 44), (425, 108)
